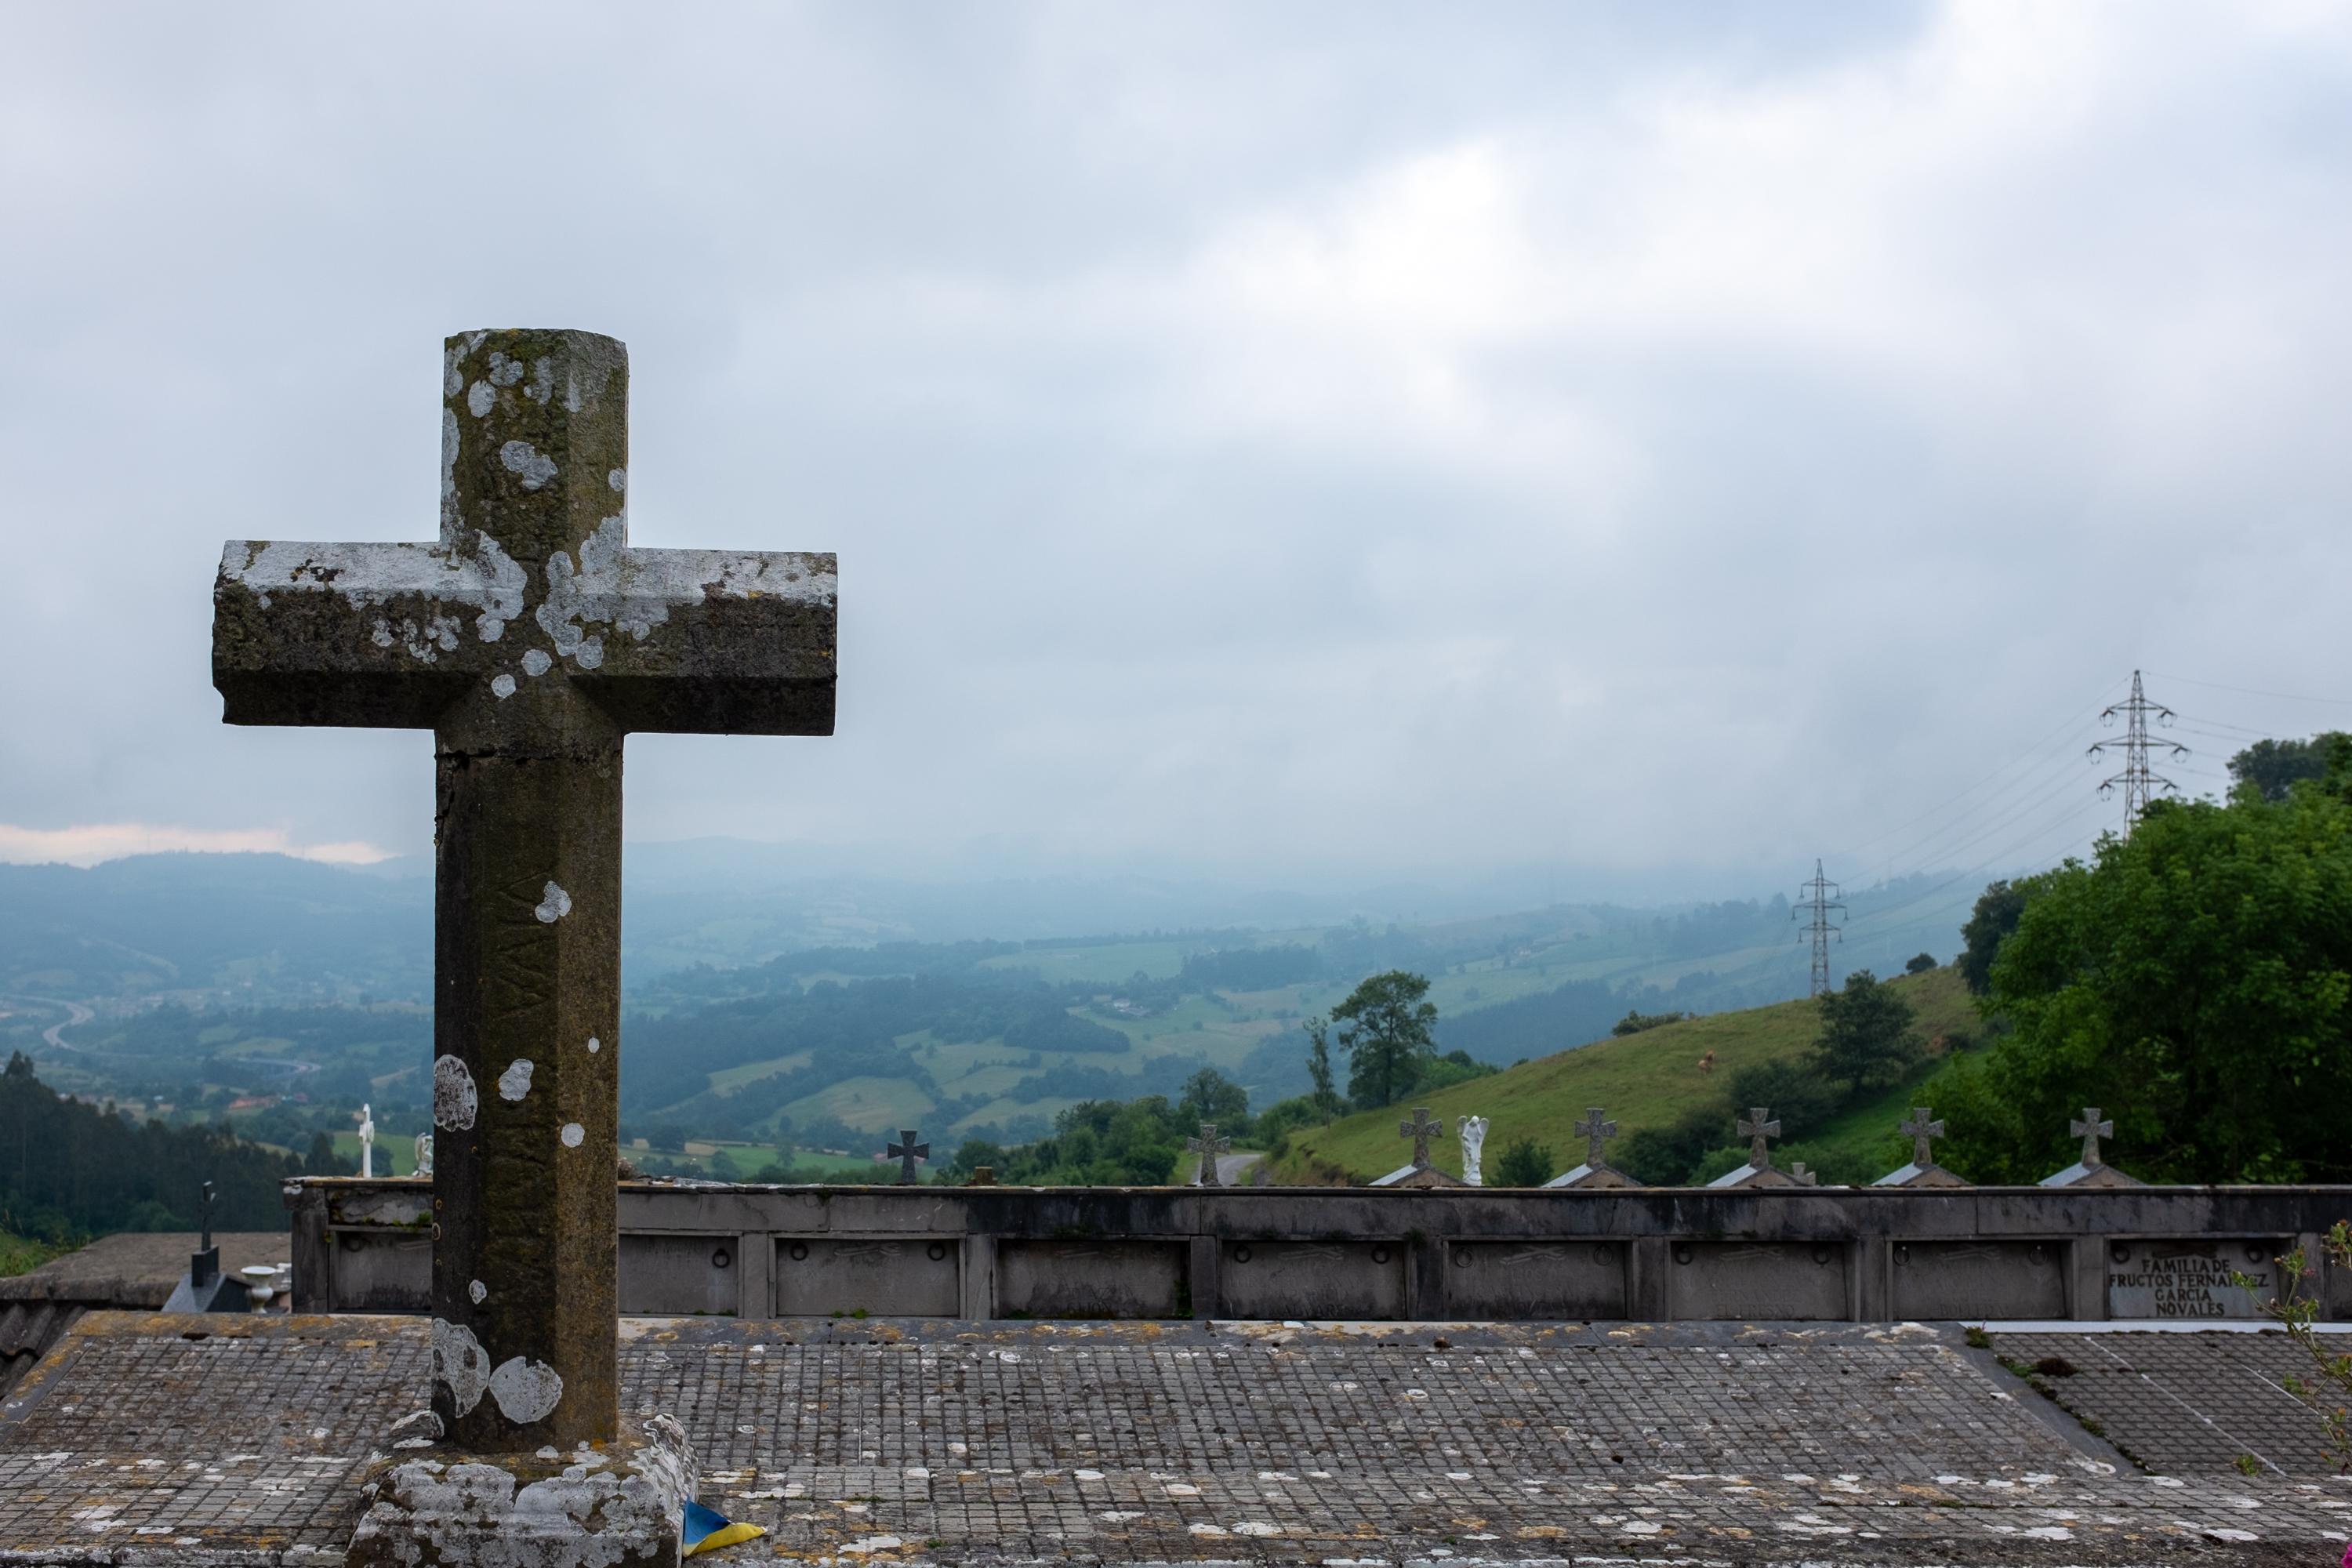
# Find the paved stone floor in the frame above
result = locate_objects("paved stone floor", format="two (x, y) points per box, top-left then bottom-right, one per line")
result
(2, 1313), (2347, 1566)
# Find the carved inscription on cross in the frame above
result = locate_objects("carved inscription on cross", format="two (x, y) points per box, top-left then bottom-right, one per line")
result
(1738, 1107), (1781, 1171)
(2071, 1107), (2114, 1167)
(887, 1131), (930, 1185)
(212, 330), (837, 1452)
(1573, 1105), (1618, 1169)
(1187, 1123), (1231, 1187)
(1899, 1106), (1946, 1168)
(1399, 1107), (1445, 1171)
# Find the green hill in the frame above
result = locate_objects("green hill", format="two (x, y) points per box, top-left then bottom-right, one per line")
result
(1268, 967), (1978, 1185)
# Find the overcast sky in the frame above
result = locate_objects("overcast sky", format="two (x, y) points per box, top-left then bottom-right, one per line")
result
(3, 2), (2348, 898)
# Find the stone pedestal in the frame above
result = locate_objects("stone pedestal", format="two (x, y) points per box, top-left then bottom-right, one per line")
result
(347, 1416), (694, 1568)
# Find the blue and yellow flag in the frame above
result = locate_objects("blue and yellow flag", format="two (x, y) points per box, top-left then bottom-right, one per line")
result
(682, 1498), (766, 1557)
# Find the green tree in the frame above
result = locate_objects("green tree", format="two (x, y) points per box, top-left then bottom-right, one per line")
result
(1301, 1015), (1341, 1117)
(1957, 880), (2029, 995)
(2229, 732), (2349, 803)
(1490, 1136), (1555, 1187)
(1329, 971), (1439, 1109)
(1611, 1008), (1689, 1036)
(303, 1131), (352, 1175)
(1904, 952), (1937, 975)
(1727, 1058), (1838, 1138)
(1812, 969), (1921, 1094)
(1943, 771), (2352, 1184)
(1176, 1067), (1249, 1134)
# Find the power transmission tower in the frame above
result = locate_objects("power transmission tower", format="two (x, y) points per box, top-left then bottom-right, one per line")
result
(1793, 859), (1845, 998)
(2089, 669), (2187, 833)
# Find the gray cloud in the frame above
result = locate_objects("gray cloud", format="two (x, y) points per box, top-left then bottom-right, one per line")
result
(2, 2), (2347, 898)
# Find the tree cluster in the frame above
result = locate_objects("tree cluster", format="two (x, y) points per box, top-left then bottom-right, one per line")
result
(0, 1053), (304, 1238)
(1938, 736), (2352, 1183)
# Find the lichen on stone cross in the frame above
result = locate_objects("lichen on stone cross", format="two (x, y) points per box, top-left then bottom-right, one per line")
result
(211, 329), (837, 1454)
(1573, 1105), (1618, 1168)
(1899, 1106), (1945, 1168)
(1399, 1107), (1445, 1170)
(887, 1130), (929, 1185)
(2071, 1107), (2114, 1167)
(1187, 1123), (1230, 1187)
(1737, 1107), (1782, 1170)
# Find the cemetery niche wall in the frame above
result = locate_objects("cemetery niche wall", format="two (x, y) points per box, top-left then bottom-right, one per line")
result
(285, 1176), (2352, 1325)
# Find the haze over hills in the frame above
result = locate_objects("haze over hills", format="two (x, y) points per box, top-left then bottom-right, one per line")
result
(1, 846), (1989, 1177)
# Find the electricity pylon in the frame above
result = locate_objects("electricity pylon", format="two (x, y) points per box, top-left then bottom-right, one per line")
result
(2089, 670), (2187, 833)
(1794, 859), (1845, 999)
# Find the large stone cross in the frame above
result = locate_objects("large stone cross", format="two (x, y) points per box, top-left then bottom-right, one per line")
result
(1399, 1106), (1444, 1171)
(1573, 1105), (1618, 1168)
(887, 1130), (929, 1185)
(2071, 1107), (2114, 1167)
(1188, 1123), (1231, 1187)
(1899, 1106), (1945, 1168)
(1738, 1106), (1781, 1171)
(213, 329), (836, 1453)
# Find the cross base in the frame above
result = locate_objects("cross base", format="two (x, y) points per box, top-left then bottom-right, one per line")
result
(347, 1417), (696, 1568)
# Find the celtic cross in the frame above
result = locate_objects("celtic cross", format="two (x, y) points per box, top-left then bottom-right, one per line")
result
(1399, 1106), (1445, 1170)
(1737, 1106), (1781, 1170)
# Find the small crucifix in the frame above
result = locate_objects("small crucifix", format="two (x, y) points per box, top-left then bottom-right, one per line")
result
(1187, 1123), (1231, 1187)
(1399, 1106), (1445, 1171)
(357, 1102), (376, 1178)
(1738, 1106), (1781, 1171)
(887, 1130), (929, 1185)
(1899, 1106), (1945, 1168)
(212, 329), (837, 1451)
(1573, 1105), (1618, 1169)
(2071, 1107), (2114, 1167)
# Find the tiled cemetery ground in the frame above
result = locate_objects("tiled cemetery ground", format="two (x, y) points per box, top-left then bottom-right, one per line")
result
(1, 1312), (2345, 1565)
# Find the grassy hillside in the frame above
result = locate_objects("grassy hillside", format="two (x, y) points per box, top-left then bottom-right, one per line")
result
(1268, 967), (1978, 1184)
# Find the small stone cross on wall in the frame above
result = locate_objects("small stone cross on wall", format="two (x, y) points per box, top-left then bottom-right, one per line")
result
(1573, 1105), (1618, 1169)
(887, 1131), (929, 1185)
(1188, 1123), (1230, 1187)
(2071, 1107), (2114, 1167)
(1400, 1107), (1445, 1171)
(1899, 1106), (1945, 1168)
(1738, 1107), (1782, 1171)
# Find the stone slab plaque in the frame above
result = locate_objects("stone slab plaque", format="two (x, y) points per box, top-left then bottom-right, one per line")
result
(332, 1231), (430, 1312)
(775, 1236), (960, 1318)
(1674, 1240), (1848, 1320)
(1220, 1240), (1406, 1320)
(619, 1234), (739, 1316)
(996, 1240), (1186, 1319)
(2107, 1240), (2283, 1320)
(1891, 1240), (2065, 1320)
(1446, 1241), (1628, 1319)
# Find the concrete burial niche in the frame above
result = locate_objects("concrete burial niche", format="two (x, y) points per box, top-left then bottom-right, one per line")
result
(776, 1236), (960, 1317)
(2107, 1237), (2285, 1319)
(619, 1234), (739, 1316)
(1221, 1239), (1406, 1319)
(996, 1240), (1186, 1319)
(1447, 1240), (1629, 1319)
(331, 1227), (430, 1311)
(1890, 1240), (2066, 1320)
(1673, 1239), (1850, 1320)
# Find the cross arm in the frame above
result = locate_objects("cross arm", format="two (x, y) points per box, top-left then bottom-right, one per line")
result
(559, 545), (837, 737)
(213, 539), (524, 728)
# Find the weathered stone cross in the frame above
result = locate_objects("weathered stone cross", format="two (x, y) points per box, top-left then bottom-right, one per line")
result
(1738, 1106), (1781, 1170)
(1573, 1105), (1618, 1168)
(1399, 1106), (1445, 1171)
(213, 330), (836, 1454)
(2071, 1106), (2114, 1167)
(1899, 1106), (1945, 1168)
(888, 1130), (929, 1185)
(1188, 1123), (1230, 1187)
